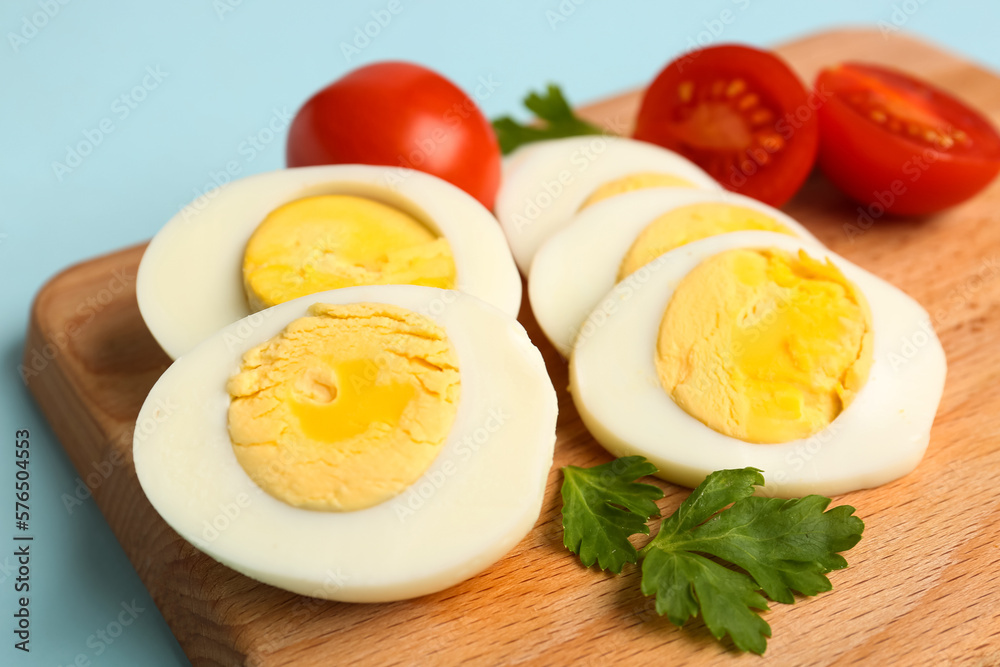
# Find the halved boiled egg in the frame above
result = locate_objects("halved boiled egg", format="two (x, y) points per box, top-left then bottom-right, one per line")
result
(495, 136), (722, 272)
(570, 232), (946, 497)
(529, 188), (822, 355)
(133, 285), (557, 602)
(138, 165), (521, 359)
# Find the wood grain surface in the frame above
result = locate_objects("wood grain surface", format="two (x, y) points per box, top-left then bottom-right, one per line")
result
(24, 29), (1000, 666)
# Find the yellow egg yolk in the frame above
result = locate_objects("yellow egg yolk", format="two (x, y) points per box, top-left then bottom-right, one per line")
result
(579, 171), (696, 210)
(242, 195), (457, 312)
(617, 203), (794, 281)
(655, 248), (873, 444)
(226, 302), (460, 511)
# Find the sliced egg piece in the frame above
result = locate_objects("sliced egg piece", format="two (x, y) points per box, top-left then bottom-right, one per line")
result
(133, 285), (557, 602)
(570, 232), (946, 497)
(495, 136), (722, 272)
(138, 165), (521, 359)
(529, 188), (822, 355)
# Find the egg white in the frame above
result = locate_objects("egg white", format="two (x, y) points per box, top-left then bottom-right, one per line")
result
(495, 136), (722, 273)
(529, 188), (824, 356)
(569, 232), (947, 497)
(138, 165), (522, 360)
(133, 285), (557, 602)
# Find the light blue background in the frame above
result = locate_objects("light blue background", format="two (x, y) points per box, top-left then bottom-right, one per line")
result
(2, 1), (997, 664)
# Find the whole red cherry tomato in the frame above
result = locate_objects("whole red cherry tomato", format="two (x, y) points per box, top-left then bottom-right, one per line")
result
(287, 61), (501, 210)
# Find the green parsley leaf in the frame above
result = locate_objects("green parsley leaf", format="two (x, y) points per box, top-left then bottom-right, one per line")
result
(561, 456), (663, 574)
(672, 494), (866, 603)
(492, 84), (606, 155)
(640, 467), (864, 654)
(559, 461), (865, 655)
(641, 547), (771, 654)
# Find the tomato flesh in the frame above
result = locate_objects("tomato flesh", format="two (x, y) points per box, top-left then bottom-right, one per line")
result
(816, 63), (1000, 215)
(633, 44), (818, 207)
(287, 62), (501, 210)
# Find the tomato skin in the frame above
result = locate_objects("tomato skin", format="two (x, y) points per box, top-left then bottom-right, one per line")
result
(287, 62), (501, 210)
(633, 44), (818, 207)
(816, 63), (1000, 216)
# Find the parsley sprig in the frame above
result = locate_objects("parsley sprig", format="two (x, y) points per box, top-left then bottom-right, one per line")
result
(491, 85), (605, 155)
(560, 458), (864, 654)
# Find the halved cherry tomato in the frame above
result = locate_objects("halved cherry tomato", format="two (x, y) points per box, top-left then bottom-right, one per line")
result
(287, 62), (501, 210)
(816, 62), (1000, 215)
(633, 44), (818, 207)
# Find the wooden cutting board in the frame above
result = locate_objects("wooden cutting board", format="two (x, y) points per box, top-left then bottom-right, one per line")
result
(25, 29), (1000, 666)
